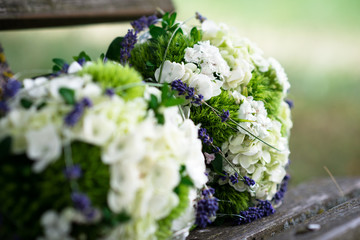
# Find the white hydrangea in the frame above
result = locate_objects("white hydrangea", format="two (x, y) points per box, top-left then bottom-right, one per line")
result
(184, 41), (230, 80)
(37, 210), (73, 240)
(238, 96), (273, 139)
(154, 60), (222, 101)
(269, 57), (291, 95)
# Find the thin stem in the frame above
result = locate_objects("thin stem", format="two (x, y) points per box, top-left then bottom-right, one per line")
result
(158, 16), (195, 83)
(202, 101), (280, 152)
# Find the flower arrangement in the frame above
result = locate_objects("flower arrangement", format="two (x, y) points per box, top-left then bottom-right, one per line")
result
(0, 60), (208, 239)
(104, 11), (292, 227)
(0, 10), (292, 240)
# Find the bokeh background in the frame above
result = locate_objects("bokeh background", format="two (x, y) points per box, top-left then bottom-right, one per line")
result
(1, 0), (359, 185)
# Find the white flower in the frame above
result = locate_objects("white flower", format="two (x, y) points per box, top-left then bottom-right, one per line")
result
(48, 75), (86, 101)
(184, 41), (230, 79)
(223, 60), (253, 90)
(188, 74), (222, 101)
(268, 57), (290, 94)
(25, 124), (62, 173)
(67, 61), (83, 74)
(154, 60), (185, 83)
(38, 210), (73, 240)
(23, 77), (48, 98)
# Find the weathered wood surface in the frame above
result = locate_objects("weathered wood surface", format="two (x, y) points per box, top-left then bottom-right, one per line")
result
(0, 0), (174, 30)
(188, 177), (360, 240)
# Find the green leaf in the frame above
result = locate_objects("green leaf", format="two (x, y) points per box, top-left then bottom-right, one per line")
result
(169, 12), (177, 27)
(190, 27), (200, 40)
(52, 58), (67, 72)
(59, 88), (75, 105)
(211, 153), (223, 173)
(161, 84), (170, 101)
(100, 53), (105, 60)
(73, 51), (91, 62)
(146, 61), (155, 67)
(20, 98), (33, 109)
(36, 102), (47, 110)
(105, 37), (124, 62)
(115, 212), (131, 223)
(149, 94), (159, 109)
(149, 26), (167, 38)
(155, 112), (165, 125)
(163, 98), (185, 107)
(0, 136), (12, 158)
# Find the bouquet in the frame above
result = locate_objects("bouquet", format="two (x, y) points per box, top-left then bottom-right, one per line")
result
(0, 10), (293, 240)
(104, 12), (292, 227)
(0, 60), (208, 239)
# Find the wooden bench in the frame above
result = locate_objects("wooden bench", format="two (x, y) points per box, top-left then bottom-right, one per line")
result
(0, 0), (174, 30)
(188, 177), (360, 240)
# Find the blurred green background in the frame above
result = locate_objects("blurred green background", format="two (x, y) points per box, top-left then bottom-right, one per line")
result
(1, 0), (359, 185)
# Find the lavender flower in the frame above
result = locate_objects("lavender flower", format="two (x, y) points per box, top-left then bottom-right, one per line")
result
(229, 173), (239, 184)
(236, 200), (275, 225)
(2, 78), (21, 98)
(195, 187), (218, 228)
(170, 79), (204, 106)
(285, 99), (294, 109)
(219, 171), (228, 181)
(243, 176), (256, 186)
(198, 127), (213, 145)
(131, 15), (158, 32)
(0, 101), (9, 115)
(77, 57), (86, 66)
(120, 29), (138, 65)
(64, 98), (93, 127)
(105, 88), (115, 97)
(272, 175), (290, 204)
(71, 192), (96, 219)
(220, 109), (230, 122)
(195, 12), (207, 23)
(64, 165), (82, 180)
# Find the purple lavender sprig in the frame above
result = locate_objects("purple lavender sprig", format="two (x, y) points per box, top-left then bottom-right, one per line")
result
(64, 97), (92, 127)
(64, 164), (82, 180)
(170, 79), (204, 105)
(229, 173), (239, 185)
(131, 15), (158, 32)
(198, 127), (213, 145)
(195, 187), (219, 228)
(195, 12), (207, 23)
(71, 192), (96, 220)
(272, 175), (290, 204)
(243, 176), (256, 187)
(120, 30), (138, 65)
(236, 200), (275, 225)
(220, 109), (230, 122)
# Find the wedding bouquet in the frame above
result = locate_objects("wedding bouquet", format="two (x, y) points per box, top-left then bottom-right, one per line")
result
(0, 60), (208, 239)
(0, 10), (292, 240)
(104, 12), (292, 227)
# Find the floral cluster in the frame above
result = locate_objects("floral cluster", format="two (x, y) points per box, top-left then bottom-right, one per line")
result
(0, 61), (207, 239)
(122, 11), (292, 227)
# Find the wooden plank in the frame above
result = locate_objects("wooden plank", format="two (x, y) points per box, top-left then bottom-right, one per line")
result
(0, 0), (174, 30)
(187, 177), (360, 240)
(271, 198), (360, 240)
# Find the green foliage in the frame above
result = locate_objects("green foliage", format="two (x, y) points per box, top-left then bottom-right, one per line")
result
(59, 87), (75, 105)
(79, 60), (144, 101)
(129, 29), (202, 80)
(190, 91), (241, 146)
(20, 98), (33, 109)
(52, 58), (67, 72)
(73, 51), (91, 62)
(212, 184), (250, 223)
(148, 84), (185, 124)
(0, 142), (109, 239)
(155, 184), (191, 240)
(105, 37), (124, 62)
(247, 68), (283, 119)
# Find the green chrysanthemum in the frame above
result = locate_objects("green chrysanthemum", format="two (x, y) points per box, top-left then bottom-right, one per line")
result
(79, 60), (144, 100)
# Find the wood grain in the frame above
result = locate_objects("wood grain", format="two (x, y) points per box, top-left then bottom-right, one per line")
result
(188, 177), (360, 240)
(0, 0), (174, 30)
